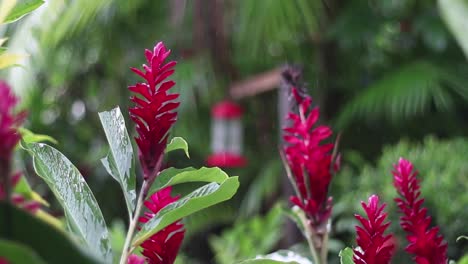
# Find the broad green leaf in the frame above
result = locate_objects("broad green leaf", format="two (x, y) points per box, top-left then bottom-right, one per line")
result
(0, 0), (16, 24)
(21, 142), (112, 262)
(148, 166), (228, 195)
(19, 127), (58, 144)
(0, 202), (101, 264)
(0, 239), (47, 264)
(339, 248), (354, 264)
(2, 0), (44, 24)
(439, 0), (468, 60)
(0, 52), (26, 69)
(459, 254), (468, 264)
(99, 107), (136, 216)
(133, 177), (239, 247)
(238, 250), (313, 264)
(165, 137), (190, 158)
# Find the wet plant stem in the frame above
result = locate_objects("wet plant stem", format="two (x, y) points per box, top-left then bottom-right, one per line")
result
(120, 180), (148, 264)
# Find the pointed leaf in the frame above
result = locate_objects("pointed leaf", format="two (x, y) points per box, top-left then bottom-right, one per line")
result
(21, 142), (112, 262)
(99, 107), (136, 217)
(2, 0), (44, 24)
(148, 166), (228, 194)
(19, 127), (58, 144)
(339, 247), (354, 264)
(0, 202), (102, 264)
(165, 136), (190, 157)
(132, 177), (239, 247)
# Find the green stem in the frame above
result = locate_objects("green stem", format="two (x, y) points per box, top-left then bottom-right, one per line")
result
(119, 180), (148, 264)
(298, 210), (321, 264)
(320, 220), (330, 264)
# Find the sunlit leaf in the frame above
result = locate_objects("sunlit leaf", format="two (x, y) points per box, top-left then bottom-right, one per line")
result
(21, 142), (112, 262)
(339, 248), (354, 264)
(132, 177), (239, 247)
(2, 0), (44, 24)
(0, 0), (16, 24)
(0, 52), (26, 69)
(165, 136), (190, 158)
(0, 202), (101, 264)
(148, 166), (229, 195)
(99, 107), (136, 217)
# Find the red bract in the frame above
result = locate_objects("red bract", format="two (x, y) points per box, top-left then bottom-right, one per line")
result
(138, 187), (185, 264)
(128, 254), (145, 264)
(354, 195), (395, 264)
(0, 81), (26, 170)
(392, 158), (448, 264)
(282, 88), (337, 228)
(129, 42), (179, 180)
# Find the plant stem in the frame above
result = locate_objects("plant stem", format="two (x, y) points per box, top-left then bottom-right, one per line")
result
(298, 210), (321, 264)
(119, 180), (148, 264)
(320, 220), (330, 264)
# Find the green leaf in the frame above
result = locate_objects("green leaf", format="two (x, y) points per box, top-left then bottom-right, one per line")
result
(339, 248), (354, 264)
(0, 239), (47, 264)
(2, 0), (44, 24)
(132, 177), (240, 247)
(439, 0), (468, 60)
(165, 137), (190, 158)
(99, 107), (136, 217)
(458, 254), (468, 264)
(148, 166), (229, 195)
(0, 202), (101, 264)
(238, 250), (313, 264)
(21, 142), (112, 262)
(19, 127), (58, 144)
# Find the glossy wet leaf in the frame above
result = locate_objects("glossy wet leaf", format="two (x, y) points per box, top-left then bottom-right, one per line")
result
(165, 136), (190, 157)
(0, 239), (47, 264)
(439, 0), (468, 60)
(1, 0), (44, 24)
(148, 166), (228, 195)
(0, 202), (102, 264)
(99, 107), (136, 216)
(238, 250), (313, 264)
(339, 247), (354, 264)
(132, 177), (239, 247)
(21, 142), (112, 262)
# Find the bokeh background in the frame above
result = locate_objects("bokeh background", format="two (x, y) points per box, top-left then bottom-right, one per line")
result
(3, 1), (467, 263)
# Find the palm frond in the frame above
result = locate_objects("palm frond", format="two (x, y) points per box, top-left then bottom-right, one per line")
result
(335, 60), (468, 128)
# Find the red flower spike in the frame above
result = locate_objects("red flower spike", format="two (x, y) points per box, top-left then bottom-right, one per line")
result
(353, 195), (395, 264)
(392, 158), (448, 264)
(128, 254), (145, 264)
(138, 187), (185, 264)
(282, 87), (338, 229)
(129, 42), (179, 181)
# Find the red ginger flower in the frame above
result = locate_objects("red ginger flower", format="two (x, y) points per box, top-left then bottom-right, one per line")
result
(138, 187), (185, 264)
(282, 88), (337, 228)
(392, 158), (448, 264)
(354, 195), (395, 264)
(129, 42), (179, 180)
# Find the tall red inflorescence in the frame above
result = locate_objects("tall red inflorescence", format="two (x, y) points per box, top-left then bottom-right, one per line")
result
(0, 81), (39, 213)
(129, 42), (179, 181)
(354, 195), (395, 264)
(392, 158), (448, 264)
(138, 187), (185, 264)
(282, 87), (339, 229)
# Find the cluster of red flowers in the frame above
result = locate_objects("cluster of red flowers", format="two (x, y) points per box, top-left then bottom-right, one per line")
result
(282, 88), (339, 228)
(0, 81), (39, 213)
(354, 159), (448, 264)
(128, 42), (184, 264)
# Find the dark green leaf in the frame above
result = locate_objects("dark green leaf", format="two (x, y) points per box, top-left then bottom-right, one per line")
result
(21, 142), (112, 262)
(133, 177), (239, 247)
(339, 247), (354, 264)
(0, 239), (46, 264)
(2, 0), (44, 24)
(148, 166), (228, 195)
(99, 107), (136, 216)
(0, 202), (101, 264)
(165, 137), (190, 158)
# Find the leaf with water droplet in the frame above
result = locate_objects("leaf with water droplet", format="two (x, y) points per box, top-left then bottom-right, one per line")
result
(99, 107), (136, 217)
(132, 177), (239, 247)
(21, 142), (112, 262)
